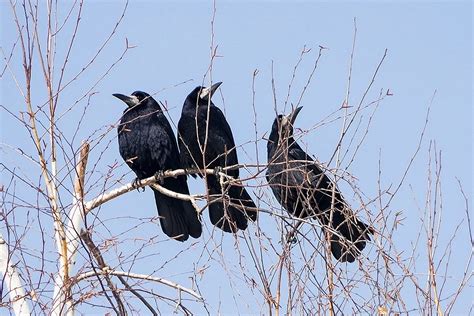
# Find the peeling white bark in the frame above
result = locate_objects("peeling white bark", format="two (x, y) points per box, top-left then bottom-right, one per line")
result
(0, 234), (31, 315)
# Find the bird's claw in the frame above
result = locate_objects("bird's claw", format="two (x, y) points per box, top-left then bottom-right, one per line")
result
(132, 178), (145, 192)
(288, 236), (298, 244)
(286, 230), (298, 244)
(154, 170), (165, 184)
(213, 166), (223, 176)
(184, 168), (192, 176)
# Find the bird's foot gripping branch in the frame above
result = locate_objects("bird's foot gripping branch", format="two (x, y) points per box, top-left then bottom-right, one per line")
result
(154, 170), (165, 184)
(132, 177), (145, 192)
(213, 166), (224, 176)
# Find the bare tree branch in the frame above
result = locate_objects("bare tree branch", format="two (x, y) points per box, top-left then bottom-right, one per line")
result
(74, 270), (203, 301)
(80, 229), (126, 315)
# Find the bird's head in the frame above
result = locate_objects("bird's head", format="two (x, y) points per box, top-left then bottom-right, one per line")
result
(269, 106), (303, 145)
(185, 82), (223, 107)
(113, 91), (153, 108)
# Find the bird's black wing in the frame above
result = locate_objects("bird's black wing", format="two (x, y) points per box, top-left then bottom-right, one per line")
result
(205, 105), (257, 230)
(288, 144), (337, 210)
(118, 110), (157, 178)
(178, 104), (237, 172)
(177, 112), (203, 179)
(288, 143), (373, 262)
(150, 113), (202, 239)
(207, 105), (239, 173)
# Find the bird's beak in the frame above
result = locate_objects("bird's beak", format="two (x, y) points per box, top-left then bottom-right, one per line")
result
(199, 82), (223, 100)
(113, 93), (139, 107)
(288, 106), (303, 126)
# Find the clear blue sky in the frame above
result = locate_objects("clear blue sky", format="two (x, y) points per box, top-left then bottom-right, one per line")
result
(1, 1), (472, 314)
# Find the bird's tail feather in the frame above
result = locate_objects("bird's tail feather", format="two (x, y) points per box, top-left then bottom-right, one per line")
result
(181, 197), (202, 239)
(207, 176), (256, 233)
(152, 188), (194, 241)
(228, 183), (258, 222)
(320, 207), (373, 263)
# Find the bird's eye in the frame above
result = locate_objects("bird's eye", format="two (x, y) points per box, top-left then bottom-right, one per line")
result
(132, 92), (145, 101)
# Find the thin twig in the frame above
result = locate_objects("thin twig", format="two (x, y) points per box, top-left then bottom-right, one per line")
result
(74, 270), (203, 300)
(80, 230), (126, 315)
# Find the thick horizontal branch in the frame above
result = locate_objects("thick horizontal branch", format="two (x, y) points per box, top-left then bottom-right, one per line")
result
(85, 164), (261, 213)
(85, 157), (353, 215)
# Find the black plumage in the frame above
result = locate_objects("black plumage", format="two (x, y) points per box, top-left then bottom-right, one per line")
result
(113, 91), (202, 241)
(177, 82), (257, 233)
(266, 107), (373, 262)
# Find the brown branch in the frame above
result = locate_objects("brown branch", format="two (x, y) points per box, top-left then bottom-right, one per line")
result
(55, 141), (91, 314)
(114, 275), (158, 316)
(74, 141), (90, 199)
(80, 229), (127, 316)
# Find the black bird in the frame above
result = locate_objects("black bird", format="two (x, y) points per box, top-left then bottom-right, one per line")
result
(266, 107), (373, 262)
(178, 82), (257, 233)
(113, 91), (202, 241)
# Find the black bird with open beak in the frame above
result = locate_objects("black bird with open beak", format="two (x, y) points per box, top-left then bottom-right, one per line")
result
(177, 82), (258, 233)
(113, 91), (202, 241)
(266, 106), (373, 263)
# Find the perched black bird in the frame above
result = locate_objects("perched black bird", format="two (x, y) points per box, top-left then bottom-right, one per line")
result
(178, 82), (257, 233)
(113, 91), (202, 241)
(266, 107), (373, 262)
